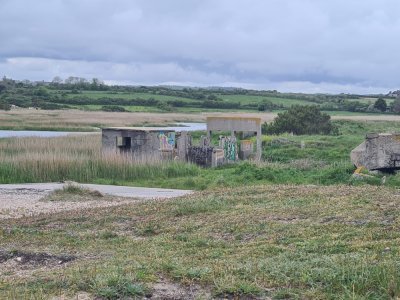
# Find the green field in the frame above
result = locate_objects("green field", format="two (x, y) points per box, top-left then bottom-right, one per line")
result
(216, 93), (317, 106)
(2, 79), (398, 116)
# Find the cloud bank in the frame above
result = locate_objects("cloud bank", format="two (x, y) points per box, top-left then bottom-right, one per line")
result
(1, 0), (400, 93)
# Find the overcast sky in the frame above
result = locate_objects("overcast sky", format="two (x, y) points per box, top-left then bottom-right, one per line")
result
(1, 0), (400, 94)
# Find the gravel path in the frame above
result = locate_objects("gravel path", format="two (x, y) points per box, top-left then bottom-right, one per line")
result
(0, 183), (192, 220)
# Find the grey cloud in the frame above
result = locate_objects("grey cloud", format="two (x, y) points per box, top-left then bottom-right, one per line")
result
(1, 0), (400, 93)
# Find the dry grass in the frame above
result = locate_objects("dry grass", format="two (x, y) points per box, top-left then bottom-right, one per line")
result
(331, 115), (400, 121)
(0, 135), (200, 184)
(1, 109), (399, 132)
(0, 109), (277, 131)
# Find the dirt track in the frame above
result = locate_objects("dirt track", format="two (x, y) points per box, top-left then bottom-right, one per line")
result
(0, 183), (192, 219)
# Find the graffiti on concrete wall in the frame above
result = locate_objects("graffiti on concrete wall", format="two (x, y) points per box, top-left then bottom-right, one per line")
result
(188, 146), (214, 167)
(159, 132), (176, 150)
(219, 136), (237, 161)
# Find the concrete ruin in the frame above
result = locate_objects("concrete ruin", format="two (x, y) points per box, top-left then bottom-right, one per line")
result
(102, 116), (262, 167)
(102, 127), (191, 162)
(351, 133), (400, 171)
(207, 116), (262, 161)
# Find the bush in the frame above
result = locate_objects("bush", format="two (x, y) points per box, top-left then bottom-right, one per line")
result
(392, 97), (400, 114)
(374, 98), (387, 112)
(0, 99), (11, 111)
(101, 105), (127, 112)
(257, 100), (278, 111)
(263, 105), (337, 135)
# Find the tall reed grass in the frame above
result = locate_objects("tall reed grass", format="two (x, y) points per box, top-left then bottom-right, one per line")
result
(0, 135), (200, 183)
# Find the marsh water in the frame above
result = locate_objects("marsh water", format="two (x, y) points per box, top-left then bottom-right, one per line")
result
(0, 123), (207, 138)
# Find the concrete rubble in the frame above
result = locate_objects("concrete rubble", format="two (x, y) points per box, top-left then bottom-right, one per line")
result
(351, 133), (400, 171)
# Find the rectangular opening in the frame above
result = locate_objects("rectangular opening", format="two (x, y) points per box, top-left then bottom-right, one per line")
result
(116, 137), (132, 148)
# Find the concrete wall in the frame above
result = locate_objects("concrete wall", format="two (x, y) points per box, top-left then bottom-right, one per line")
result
(207, 116), (261, 133)
(188, 146), (214, 167)
(239, 140), (254, 160)
(351, 133), (400, 170)
(206, 116), (262, 160)
(102, 128), (190, 161)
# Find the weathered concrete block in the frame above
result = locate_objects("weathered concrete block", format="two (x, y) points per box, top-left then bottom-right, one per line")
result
(351, 133), (400, 170)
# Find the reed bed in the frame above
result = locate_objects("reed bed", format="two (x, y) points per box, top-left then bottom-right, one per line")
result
(0, 135), (199, 183)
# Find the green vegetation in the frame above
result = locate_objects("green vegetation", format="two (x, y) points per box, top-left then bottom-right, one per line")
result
(0, 120), (399, 190)
(0, 76), (398, 114)
(54, 183), (104, 197)
(100, 105), (127, 112)
(0, 111), (399, 298)
(374, 98), (388, 112)
(1, 184), (400, 298)
(263, 105), (336, 135)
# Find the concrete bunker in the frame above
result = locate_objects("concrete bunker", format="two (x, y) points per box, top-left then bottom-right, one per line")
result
(102, 127), (191, 162)
(102, 116), (262, 167)
(187, 116), (262, 167)
(351, 133), (400, 171)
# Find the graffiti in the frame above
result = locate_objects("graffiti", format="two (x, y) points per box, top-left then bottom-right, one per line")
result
(241, 140), (252, 152)
(159, 132), (176, 150)
(188, 146), (213, 167)
(219, 136), (237, 161)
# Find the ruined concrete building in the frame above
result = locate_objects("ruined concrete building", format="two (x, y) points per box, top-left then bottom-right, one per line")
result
(102, 127), (191, 162)
(101, 116), (262, 167)
(351, 133), (400, 171)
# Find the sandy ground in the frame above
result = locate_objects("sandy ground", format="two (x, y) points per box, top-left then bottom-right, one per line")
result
(0, 183), (192, 220)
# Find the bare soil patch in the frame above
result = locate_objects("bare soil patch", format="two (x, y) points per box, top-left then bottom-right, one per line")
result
(0, 249), (75, 265)
(149, 279), (212, 300)
(0, 249), (76, 279)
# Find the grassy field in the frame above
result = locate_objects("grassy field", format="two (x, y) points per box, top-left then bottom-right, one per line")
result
(217, 94), (317, 106)
(64, 90), (317, 107)
(1, 184), (399, 299)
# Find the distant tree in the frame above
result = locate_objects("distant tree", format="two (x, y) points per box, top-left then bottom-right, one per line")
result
(374, 98), (387, 112)
(0, 99), (11, 111)
(392, 96), (400, 114)
(0, 83), (6, 93)
(157, 102), (173, 111)
(35, 86), (50, 97)
(207, 94), (218, 101)
(51, 76), (63, 85)
(263, 105), (336, 135)
(258, 99), (277, 111)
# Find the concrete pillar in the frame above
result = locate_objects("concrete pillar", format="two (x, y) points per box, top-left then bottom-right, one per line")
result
(256, 128), (262, 161)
